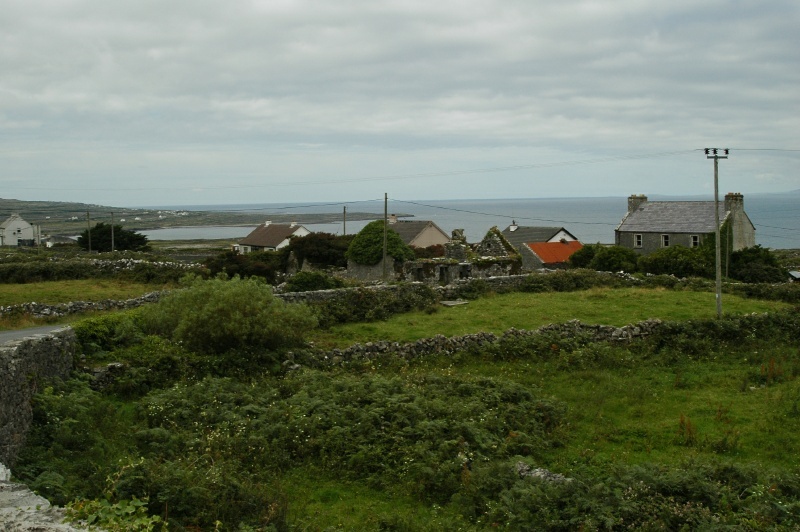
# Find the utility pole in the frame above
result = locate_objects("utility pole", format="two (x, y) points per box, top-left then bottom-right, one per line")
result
(110, 212), (115, 252)
(382, 193), (388, 281)
(86, 211), (92, 253)
(705, 148), (729, 319)
(343, 206), (347, 235)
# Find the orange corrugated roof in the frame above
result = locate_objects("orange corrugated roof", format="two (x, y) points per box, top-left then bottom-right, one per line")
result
(526, 241), (583, 264)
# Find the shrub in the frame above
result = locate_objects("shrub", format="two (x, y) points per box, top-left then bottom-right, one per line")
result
(286, 232), (353, 269)
(568, 243), (601, 268)
(589, 245), (639, 273)
(203, 249), (287, 284)
(283, 270), (345, 292)
(729, 245), (788, 283)
(346, 220), (415, 265)
(638, 245), (713, 278)
(139, 274), (317, 354)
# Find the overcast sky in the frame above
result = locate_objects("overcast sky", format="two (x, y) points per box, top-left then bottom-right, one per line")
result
(2, 0), (799, 207)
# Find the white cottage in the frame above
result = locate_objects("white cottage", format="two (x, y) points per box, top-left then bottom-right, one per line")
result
(0, 213), (37, 246)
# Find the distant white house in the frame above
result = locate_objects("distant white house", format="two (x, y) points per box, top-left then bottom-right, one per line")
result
(0, 213), (38, 246)
(234, 221), (311, 253)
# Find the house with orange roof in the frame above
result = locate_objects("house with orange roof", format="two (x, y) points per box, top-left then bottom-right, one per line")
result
(500, 223), (582, 270)
(524, 240), (584, 269)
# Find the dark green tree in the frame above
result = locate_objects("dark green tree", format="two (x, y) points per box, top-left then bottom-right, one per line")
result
(568, 243), (602, 268)
(285, 232), (354, 269)
(203, 250), (287, 284)
(345, 220), (415, 265)
(77, 223), (149, 252)
(589, 246), (639, 273)
(729, 245), (787, 283)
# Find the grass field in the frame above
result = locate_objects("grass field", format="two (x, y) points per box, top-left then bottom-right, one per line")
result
(310, 287), (792, 348)
(0, 279), (167, 306)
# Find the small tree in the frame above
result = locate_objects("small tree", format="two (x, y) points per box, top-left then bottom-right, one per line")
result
(77, 223), (149, 252)
(346, 220), (415, 265)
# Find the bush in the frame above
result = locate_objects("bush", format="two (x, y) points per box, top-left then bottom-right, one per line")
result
(283, 271), (345, 292)
(203, 249), (287, 284)
(286, 232), (353, 269)
(729, 245), (787, 283)
(638, 245), (713, 278)
(139, 274), (317, 355)
(589, 245), (639, 273)
(346, 220), (415, 265)
(568, 243), (601, 268)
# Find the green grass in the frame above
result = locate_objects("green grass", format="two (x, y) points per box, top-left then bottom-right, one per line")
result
(0, 279), (173, 331)
(311, 287), (791, 348)
(0, 279), (168, 306)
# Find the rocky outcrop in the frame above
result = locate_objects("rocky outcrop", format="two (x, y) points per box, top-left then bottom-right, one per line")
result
(0, 463), (85, 531)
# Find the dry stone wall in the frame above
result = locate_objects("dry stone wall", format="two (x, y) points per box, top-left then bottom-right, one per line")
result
(0, 329), (76, 467)
(289, 318), (664, 368)
(0, 292), (164, 320)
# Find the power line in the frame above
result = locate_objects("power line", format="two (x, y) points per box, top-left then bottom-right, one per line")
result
(392, 199), (617, 227)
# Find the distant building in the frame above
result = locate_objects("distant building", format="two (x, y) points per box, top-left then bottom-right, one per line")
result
(387, 215), (450, 248)
(0, 213), (38, 246)
(615, 193), (755, 254)
(235, 221), (310, 253)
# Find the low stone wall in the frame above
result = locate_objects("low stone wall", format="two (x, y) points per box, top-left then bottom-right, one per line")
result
(0, 328), (76, 467)
(291, 318), (664, 367)
(0, 292), (165, 319)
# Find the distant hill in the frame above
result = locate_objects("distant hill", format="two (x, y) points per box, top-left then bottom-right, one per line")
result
(1, 197), (388, 236)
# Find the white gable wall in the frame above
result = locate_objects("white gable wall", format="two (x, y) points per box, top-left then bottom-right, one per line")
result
(547, 230), (576, 242)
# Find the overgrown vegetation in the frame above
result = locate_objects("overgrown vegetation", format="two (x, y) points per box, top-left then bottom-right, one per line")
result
(345, 220), (415, 265)
(11, 273), (800, 530)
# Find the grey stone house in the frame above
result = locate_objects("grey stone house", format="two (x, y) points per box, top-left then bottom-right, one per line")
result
(615, 193), (755, 254)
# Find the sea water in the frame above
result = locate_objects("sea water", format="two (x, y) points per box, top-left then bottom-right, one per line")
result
(142, 194), (799, 249)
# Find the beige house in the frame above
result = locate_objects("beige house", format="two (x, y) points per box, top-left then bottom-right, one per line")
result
(388, 215), (450, 248)
(0, 213), (38, 246)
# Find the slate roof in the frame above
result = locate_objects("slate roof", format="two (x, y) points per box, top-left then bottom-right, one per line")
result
(240, 223), (305, 248)
(501, 226), (575, 249)
(389, 220), (449, 246)
(526, 241), (583, 264)
(0, 214), (27, 230)
(617, 201), (728, 233)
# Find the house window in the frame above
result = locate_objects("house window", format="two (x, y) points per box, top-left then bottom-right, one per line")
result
(661, 234), (670, 247)
(691, 235), (700, 247)
(634, 234), (642, 248)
